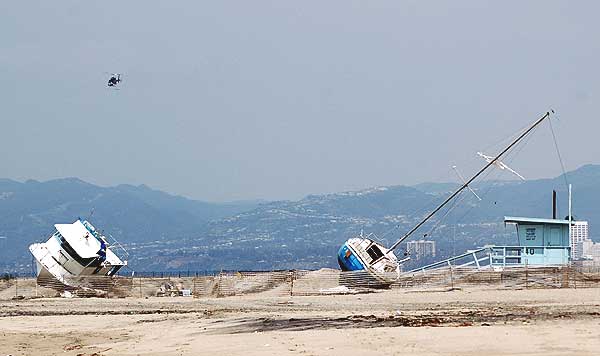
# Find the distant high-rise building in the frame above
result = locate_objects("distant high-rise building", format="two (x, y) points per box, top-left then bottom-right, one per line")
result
(406, 240), (436, 261)
(582, 238), (596, 259)
(570, 221), (589, 260)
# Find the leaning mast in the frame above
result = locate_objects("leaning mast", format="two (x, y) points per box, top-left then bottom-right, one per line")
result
(388, 111), (552, 251)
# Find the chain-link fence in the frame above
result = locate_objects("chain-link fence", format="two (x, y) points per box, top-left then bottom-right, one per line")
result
(2, 266), (600, 300)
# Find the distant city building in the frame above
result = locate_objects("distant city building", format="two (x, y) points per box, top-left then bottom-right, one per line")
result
(407, 240), (436, 261)
(579, 237), (600, 265)
(582, 239), (596, 258)
(570, 221), (589, 260)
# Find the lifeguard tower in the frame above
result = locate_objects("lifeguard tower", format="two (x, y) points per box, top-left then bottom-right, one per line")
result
(490, 188), (573, 267)
(404, 189), (575, 274)
(490, 216), (571, 267)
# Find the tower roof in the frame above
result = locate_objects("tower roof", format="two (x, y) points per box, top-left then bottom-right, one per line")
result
(504, 216), (570, 225)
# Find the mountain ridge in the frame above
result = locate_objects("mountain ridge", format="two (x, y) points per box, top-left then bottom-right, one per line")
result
(1, 164), (599, 273)
(0, 179), (262, 271)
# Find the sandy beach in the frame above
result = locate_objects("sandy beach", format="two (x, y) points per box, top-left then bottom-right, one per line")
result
(1, 286), (599, 356)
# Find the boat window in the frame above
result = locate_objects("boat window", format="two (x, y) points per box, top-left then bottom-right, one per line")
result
(58, 235), (99, 267)
(366, 244), (384, 262)
(384, 265), (396, 272)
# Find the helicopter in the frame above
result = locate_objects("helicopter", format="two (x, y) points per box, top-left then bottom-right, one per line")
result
(106, 73), (123, 89)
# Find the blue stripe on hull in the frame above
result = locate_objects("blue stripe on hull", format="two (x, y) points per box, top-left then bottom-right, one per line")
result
(337, 243), (365, 271)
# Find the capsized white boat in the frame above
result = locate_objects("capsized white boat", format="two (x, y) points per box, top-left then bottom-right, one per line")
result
(29, 219), (127, 287)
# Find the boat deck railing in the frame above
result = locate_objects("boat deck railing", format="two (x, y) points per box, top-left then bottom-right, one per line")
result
(105, 233), (130, 261)
(489, 245), (570, 267)
(403, 246), (492, 274)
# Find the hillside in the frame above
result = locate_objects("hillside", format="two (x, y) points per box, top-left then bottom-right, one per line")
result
(0, 178), (260, 272)
(1, 165), (599, 273)
(127, 165), (600, 272)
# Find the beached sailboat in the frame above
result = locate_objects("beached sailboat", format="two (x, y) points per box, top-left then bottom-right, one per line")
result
(29, 219), (128, 287)
(337, 233), (406, 287)
(337, 111), (553, 287)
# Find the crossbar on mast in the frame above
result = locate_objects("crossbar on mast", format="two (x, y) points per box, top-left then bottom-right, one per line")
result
(388, 111), (551, 251)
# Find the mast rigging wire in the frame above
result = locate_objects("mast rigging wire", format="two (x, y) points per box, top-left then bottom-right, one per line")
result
(388, 111), (552, 251)
(548, 115), (569, 190)
(451, 129), (538, 226)
(377, 111), (561, 251)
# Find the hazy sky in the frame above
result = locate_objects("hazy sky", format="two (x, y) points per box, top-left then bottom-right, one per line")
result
(1, 1), (598, 202)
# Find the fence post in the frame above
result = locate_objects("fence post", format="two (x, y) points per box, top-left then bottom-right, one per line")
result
(139, 277), (143, 298)
(217, 270), (223, 298)
(289, 270), (295, 297)
(15, 277), (18, 298)
(561, 268), (569, 288)
(107, 277), (111, 299)
(525, 262), (528, 289)
(449, 265), (454, 290)
(193, 275), (197, 296)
